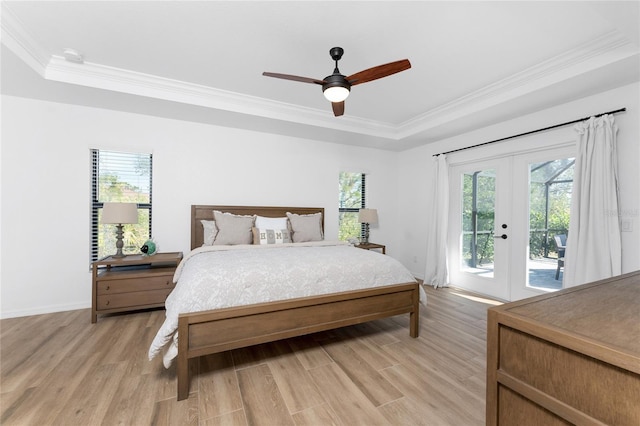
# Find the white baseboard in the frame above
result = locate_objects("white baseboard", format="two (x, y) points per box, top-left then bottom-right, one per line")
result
(0, 302), (90, 319)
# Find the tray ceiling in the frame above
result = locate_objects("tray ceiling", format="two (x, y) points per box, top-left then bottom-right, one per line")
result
(2, 1), (639, 150)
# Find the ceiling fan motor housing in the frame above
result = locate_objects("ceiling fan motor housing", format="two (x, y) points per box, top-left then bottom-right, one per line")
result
(323, 74), (351, 91)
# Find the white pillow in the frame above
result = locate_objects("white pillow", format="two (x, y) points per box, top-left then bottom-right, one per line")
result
(201, 220), (218, 246)
(286, 212), (323, 243)
(255, 215), (288, 230)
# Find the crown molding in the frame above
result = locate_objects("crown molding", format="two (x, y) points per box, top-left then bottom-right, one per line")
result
(1, 3), (50, 76)
(396, 30), (639, 139)
(43, 55), (398, 139)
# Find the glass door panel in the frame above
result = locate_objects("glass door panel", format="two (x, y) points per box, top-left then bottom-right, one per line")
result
(449, 159), (509, 301)
(461, 169), (496, 278)
(526, 157), (574, 291)
(510, 146), (576, 301)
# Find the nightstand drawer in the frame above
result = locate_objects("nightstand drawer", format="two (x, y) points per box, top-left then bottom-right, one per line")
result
(97, 289), (173, 310)
(91, 252), (182, 323)
(97, 275), (174, 295)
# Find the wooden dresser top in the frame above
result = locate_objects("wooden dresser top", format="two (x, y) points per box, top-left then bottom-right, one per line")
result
(493, 270), (640, 356)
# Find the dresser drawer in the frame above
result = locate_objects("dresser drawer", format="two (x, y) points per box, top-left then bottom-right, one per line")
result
(97, 288), (173, 310)
(498, 386), (570, 426)
(97, 274), (174, 295)
(498, 326), (640, 425)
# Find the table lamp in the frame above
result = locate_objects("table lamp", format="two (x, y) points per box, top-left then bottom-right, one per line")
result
(101, 202), (139, 258)
(358, 208), (378, 244)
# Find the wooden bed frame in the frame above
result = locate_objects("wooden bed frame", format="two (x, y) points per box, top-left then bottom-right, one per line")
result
(176, 205), (420, 400)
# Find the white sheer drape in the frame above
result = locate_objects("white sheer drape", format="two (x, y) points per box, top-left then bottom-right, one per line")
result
(424, 155), (449, 288)
(564, 114), (621, 286)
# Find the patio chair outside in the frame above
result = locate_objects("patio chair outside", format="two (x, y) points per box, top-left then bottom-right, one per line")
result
(554, 234), (567, 280)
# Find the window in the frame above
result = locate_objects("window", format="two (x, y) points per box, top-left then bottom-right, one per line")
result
(338, 172), (365, 241)
(91, 150), (152, 261)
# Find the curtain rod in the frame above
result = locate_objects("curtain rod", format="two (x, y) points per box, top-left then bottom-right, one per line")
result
(433, 107), (627, 157)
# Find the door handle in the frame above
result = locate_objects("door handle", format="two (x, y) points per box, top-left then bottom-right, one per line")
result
(494, 234), (508, 240)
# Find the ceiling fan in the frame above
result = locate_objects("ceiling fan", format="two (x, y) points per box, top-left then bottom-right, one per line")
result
(263, 47), (411, 117)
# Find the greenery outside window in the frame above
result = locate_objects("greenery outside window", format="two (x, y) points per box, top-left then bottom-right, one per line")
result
(91, 149), (152, 261)
(529, 158), (574, 259)
(338, 172), (365, 241)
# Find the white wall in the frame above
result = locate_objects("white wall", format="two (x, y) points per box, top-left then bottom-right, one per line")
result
(0, 96), (400, 318)
(2, 82), (638, 317)
(398, 82), (640, 281)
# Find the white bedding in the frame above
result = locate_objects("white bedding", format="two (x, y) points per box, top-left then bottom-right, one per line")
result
(148, 241), (424, 367)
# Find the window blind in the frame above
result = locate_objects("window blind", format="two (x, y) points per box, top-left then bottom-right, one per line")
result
(338, 172), (366, 240)
(90, 149), (153, 261)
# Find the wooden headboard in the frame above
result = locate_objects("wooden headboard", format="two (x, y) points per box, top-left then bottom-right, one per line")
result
(191, 205), (325, 250)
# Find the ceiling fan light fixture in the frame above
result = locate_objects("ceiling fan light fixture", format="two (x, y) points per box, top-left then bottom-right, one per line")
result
(322, 74), (351, 102)
(323, 85), (350, 102)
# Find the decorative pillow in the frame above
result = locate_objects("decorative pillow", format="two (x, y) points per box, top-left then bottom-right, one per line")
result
(255, 215), (288, 230)
(252, 227), (291, 245)
(212, 211), (255, 245)
(201, 220), (218, 246)
(286, 212), (323, 243)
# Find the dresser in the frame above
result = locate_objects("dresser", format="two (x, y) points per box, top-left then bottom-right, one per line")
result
(486, 270), (640, 425)
(91, 252), (182, 323)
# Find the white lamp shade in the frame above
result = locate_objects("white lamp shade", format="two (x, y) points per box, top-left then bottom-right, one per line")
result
(358, 208), (378, 224)
(102, 202), (139, 224)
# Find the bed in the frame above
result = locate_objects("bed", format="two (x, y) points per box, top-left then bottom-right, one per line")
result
(151, 205), (422, 401)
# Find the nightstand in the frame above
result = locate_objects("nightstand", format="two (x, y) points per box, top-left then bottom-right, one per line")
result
(356, 242), (386, 254)
(91, 251), (183, 323)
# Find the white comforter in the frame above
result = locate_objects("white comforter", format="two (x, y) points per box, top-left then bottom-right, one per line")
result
(148, 241), (423, 367)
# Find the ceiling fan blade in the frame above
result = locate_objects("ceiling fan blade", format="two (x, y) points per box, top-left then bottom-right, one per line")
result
(332, 101), (345, 117)
(346, 59), (411, 86)
(262, 72), (325, 85)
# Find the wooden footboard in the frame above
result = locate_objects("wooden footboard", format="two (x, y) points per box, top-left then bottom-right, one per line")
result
(176, 282), (420, 400)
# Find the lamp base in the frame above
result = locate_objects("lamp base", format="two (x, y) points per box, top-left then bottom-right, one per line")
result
(362, 223), (370, 244)
(113, 224), (126, 258)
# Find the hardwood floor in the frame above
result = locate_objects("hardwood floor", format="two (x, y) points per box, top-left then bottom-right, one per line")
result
(0, 286), (500, 425)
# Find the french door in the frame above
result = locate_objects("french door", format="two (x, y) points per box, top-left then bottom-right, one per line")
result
(448, 146), (575, 301)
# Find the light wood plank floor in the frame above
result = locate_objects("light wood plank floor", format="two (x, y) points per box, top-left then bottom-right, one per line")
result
(0, 286), (501, 425)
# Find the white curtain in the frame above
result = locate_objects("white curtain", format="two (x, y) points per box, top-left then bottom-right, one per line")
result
(424, 154), (449, 288)
(564, 114), (621, 286)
